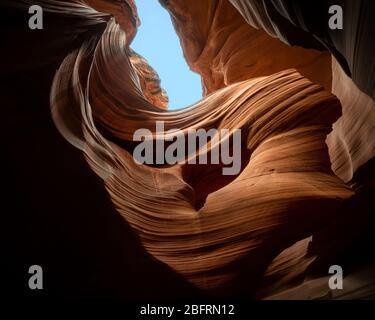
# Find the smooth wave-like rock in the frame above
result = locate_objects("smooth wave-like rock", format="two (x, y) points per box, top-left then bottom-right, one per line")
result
(163, 0), (375, 183)
(49, 2), (352, 293)
(2, 0), (374, 299)
(327, 58), (375, 182)
(229, 0), (375, 102)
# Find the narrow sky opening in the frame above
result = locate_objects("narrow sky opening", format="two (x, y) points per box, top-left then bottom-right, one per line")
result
(131, 0), (203, 110)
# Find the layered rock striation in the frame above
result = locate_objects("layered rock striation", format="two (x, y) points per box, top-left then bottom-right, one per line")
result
(2, 0), (375, 299)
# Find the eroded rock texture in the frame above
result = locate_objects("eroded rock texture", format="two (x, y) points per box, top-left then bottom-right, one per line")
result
(160, 0), (332, 95)
(2, 0), (375, 299)
(227, 0), (375, 183)
(229, 0), (375, 101)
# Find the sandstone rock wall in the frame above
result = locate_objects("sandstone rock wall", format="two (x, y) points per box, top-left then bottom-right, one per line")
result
(2, 0), (375, 299)
(160, 0), (332, 95)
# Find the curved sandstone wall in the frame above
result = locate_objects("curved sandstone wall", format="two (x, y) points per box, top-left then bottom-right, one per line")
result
(3, 0), (375, 298)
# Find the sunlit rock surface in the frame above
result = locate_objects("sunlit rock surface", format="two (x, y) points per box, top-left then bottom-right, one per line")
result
(2, 0), (375, 299)
(160, 0), (332, 95)
(229, 0), (375, 101)
(327, 58), (375, 182)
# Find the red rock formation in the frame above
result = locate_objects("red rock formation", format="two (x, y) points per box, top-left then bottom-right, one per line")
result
(85, 0), (140, 44)
(226, 0), (375, 183)
(159, 0), (332, 95)
(228, 0), (375, 102)
(129, 49), (169, 109)
(3, 0), (375, 299)
(50, 2), (352, 293)
(327, 58), (375, 182)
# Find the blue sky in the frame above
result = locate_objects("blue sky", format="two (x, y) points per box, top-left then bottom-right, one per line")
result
(131, 0), (202, 110)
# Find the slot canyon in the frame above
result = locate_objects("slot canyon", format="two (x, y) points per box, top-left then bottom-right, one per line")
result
(1, 0), (375, 301)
